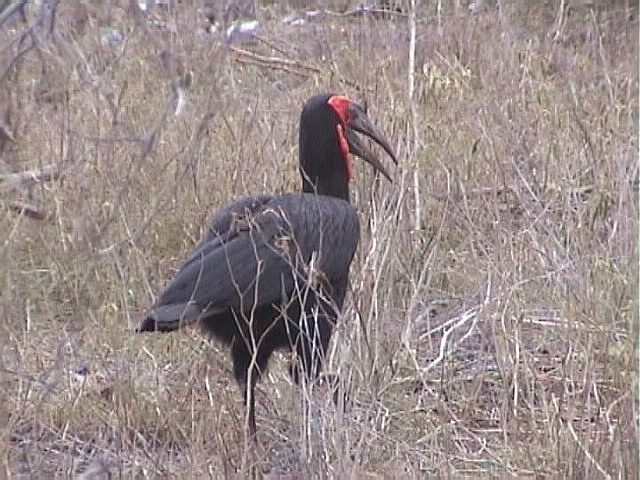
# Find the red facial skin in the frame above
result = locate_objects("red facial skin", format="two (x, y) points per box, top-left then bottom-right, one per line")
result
(327, 95), (354, 181)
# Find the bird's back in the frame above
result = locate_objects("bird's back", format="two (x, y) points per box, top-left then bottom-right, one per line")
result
(137, 192), (360, 332)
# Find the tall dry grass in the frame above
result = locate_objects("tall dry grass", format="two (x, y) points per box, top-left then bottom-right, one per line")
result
(0, 0), (637, 478)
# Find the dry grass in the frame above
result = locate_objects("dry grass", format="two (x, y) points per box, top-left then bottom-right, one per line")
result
(0, 0), (637, 478)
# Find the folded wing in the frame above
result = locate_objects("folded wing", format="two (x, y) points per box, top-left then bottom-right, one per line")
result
(137, 192), (359, 332)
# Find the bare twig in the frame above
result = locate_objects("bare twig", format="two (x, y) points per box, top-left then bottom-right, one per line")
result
(0, 118), (15, 142)
(7, 200), (46, 219)
(230, 44), (321, 76)
(0, 0), (27, 29)
(0, 0), (58, 85)
(230, 43), (366, 92)
(0, 165), (62, 194)
(566, 420), (613, 480)
(408, 0), (420, 233)
(422, 305), (480, 375)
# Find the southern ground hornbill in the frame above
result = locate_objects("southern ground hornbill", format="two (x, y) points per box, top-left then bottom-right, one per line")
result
(136, 93), (397, 438)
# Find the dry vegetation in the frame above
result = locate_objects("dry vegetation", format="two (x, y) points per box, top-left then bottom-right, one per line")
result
(0, 0), (638, 478)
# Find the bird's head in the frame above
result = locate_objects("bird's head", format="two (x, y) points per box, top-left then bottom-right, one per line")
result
(299, 93), (397, 201)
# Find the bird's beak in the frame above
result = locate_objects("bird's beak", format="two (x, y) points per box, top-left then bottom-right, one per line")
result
(345, 103), (398, 181)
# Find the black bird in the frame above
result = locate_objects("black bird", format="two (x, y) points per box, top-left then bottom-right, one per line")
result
(136, 93), (397, 438)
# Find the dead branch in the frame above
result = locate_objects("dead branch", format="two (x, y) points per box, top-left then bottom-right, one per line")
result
(6, 200), (46, 219)
(229, 44), (366, 92)
(0, 165), (62, 194)
(421, 305), (480, 375)
(230, 45), (321, 76)
(0, 0), (58, 86)
(0, 117), (15, 142)
(0, 0), (27, 30)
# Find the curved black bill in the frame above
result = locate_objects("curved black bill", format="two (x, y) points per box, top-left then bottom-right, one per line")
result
(345, 102), (398, 181)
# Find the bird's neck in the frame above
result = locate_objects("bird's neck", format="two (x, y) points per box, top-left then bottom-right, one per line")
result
(301, 174), (350, 202)
(298, 102), (353, 202)
(299, 132), (351, 202)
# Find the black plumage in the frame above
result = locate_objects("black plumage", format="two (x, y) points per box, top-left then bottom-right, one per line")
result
(136, 93), (397, 438)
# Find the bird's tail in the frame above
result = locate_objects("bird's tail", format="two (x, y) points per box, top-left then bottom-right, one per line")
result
(135, 303), (201, 332)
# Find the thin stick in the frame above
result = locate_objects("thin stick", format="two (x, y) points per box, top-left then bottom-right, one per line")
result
(566, 420), (613, 480)
(0, 165), (62, 194)
(408, 0), (420, 232)
(7, 200), (46, 219)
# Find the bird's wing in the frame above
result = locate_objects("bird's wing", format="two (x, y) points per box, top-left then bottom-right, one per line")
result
(179, 194), (274, 271)
(137, 193), (359, 332)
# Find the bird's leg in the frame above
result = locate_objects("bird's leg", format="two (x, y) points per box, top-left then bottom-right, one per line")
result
(292, 312), (347, 410)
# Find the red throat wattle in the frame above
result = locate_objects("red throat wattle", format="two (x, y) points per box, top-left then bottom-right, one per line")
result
(328, 95), (354, 182)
